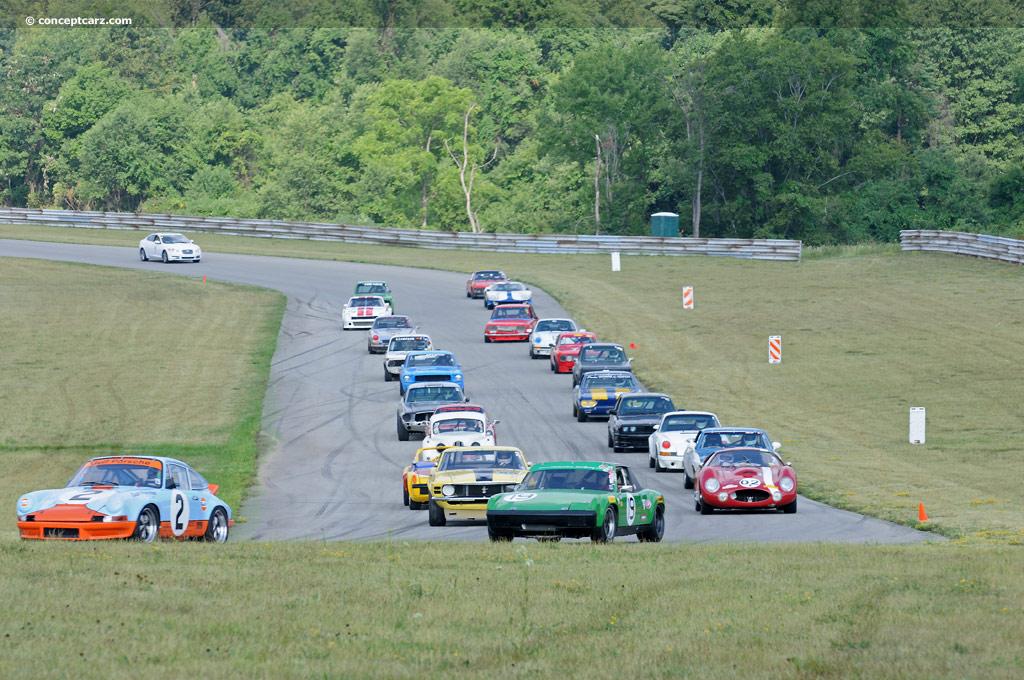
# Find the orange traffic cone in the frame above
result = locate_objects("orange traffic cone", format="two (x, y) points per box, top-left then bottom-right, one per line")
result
(629, 343), (637, 349)
(918, 503), (928, 522)
(202, 275), (206, 282)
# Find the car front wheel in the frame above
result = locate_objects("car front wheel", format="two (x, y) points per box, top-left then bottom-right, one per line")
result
(782, 496), (798, 514)
(139, 248), (148, 261)
(132, 506), (159, 542)
(397, 416), (410, 441)
(428, 499), (446, 526)
(161, 250), (169, 263)
(487, 525), (512, 542)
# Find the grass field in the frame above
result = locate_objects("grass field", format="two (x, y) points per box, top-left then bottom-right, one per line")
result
(3, 224), (1022, 543)
(2, 225), (1023, 678)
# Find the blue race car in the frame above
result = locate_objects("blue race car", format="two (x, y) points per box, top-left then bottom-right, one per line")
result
(681, 427), (782, 489)
(572, 370), (642, 422)
(17, 455), (233, 542)
(399, 350), (465, 395)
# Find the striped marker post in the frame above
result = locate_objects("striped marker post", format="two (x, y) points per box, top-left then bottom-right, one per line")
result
(682, 286), (694, 309)
(769, 336), (782, 363)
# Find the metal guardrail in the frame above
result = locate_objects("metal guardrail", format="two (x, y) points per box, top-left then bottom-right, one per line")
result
(0, 208), (803, 261)
(900, 230), (1024, 265)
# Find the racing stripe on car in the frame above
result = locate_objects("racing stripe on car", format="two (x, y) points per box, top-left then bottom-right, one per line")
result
(589, 389), (606, 400)
(762, 467), (774, 488)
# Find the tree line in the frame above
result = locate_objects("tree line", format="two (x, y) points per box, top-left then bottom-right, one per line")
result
(1, 8), (1022, 243)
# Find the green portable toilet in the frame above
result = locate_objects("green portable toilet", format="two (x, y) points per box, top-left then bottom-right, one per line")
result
(650, 212), (680, 237)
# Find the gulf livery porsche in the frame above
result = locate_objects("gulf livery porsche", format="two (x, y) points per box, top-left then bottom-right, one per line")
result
(486, 461), (665, 543)
(573, 370), (642, 422)
(549, 331), (598, 373)
(483, 303), (538, 342)
(342, 295), (392, 330)
(427, 447), (530, 526)
(403, 446), (446, 510)
(17, 456), (233, 542)
(695, 448), (797, 514)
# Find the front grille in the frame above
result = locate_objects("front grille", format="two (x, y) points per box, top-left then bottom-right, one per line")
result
(182, 249), (193, 254)
(413, 412), (433, 422)
(44, 527), (79, 538)
(435, 483), (517, 498)
(735, 489), (771, 503)
(415, 374), (452, 382)
(387, 359), (405, 368)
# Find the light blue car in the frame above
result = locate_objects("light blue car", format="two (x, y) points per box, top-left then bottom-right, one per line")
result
(682, 428), (781, 489)
(399, 350), (464, 395)
(16, 455), (233, 542)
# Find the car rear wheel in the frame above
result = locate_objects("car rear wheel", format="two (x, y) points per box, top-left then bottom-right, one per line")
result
(203, 507), (229, 543)
(428, 499), (446, 526)
(638, 506), (665, 543)
(655, 458), (665, 472)
(683, 472), (694, 489)
(139, 248), (148, 261)
(132, 506), (159, 542)
(484, 336), (491, 343)
(648, 455), (655, 468)
(409, 499), (425, 510)
(397, 416), (410, 441)
(403, 484), (409, 507)
(591, 507), (616, 543)
(782, 497), (798, 514)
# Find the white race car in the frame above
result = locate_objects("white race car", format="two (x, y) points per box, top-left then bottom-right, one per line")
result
(138, 233), (202, 263)
(342, 295), (392, 330)
(648, 411), (721, 473)
(528, 318), (579, 359)
(383, 334), (433, 381)
(421, 411), (495, 449)
(483, 281), (532, 309)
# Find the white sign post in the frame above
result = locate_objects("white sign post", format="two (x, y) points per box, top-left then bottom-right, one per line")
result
(909, 407), (926, 444)
(611, 252), (621, 272)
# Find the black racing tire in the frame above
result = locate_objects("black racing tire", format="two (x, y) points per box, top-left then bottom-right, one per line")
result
(591, 507), (616, 543)
(397, 416), (410, 441)
(484, 336), (491, 343)
(203, 507), (229, 543)
(536, 536), (561, 543)
(613, 445), (624, 453)
(638, 505), (665, 543)
(466, 290), (471, 298)
(487, 524), (512, 542)
(132, 505), (159, 542)
(655, 459), (666, 472)
(529, 347), (537, 359)
(683, 472), (694, 489)
(549, 360), (556, 372)
(161, 250), (169, 263)
(607, 431), (614, 448)
(782, 496), (798, 514)
(649, 455), (655, 468)
(409, 499), (425, 510)
(403, 484), (410, 507)
(139, 248), (148, 261)
(577, 408), (588, 423)
(193, 258), (200, 263)
(384, 367), (393, 382)
(700, 498), (715, 515)
(428, 498), (446, 526)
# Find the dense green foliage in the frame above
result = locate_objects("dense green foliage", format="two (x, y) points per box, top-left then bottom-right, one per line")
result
(1, 1), (1022, 242)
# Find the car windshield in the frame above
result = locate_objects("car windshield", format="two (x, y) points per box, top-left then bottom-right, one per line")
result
(389, 337), (430, 352)
(406, 386), (462, 403)
(699, 431), (770, 450)
(356, 283), (388, 294)
(491, 282), (523, 292)
(434, 405), (484, 415)
(374, 317), (410, 329)
(350, 296), (383, 307)
(407, 353), (455, 368)
(438, 449), (526, 471)
(582, 375), (636, 389)
(618, 397), (673, 415)
(662, 415), (720, 432)
(559, 334), (593, 345)
(491, 307), (530, 319)
(431, 417), (484, 434)
(708, 450), (779, 467)
(68, 458), (163, 488)
(537, 320), (575, 333)
(518, 468), (614, 492)
(579, 347), (626, 363)
(161, 234), (191, 244)
(474, 271), (504, 281)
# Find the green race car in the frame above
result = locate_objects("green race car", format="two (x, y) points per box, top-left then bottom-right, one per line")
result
(354, 280), (393, 308)
(486, 461), (665, 543)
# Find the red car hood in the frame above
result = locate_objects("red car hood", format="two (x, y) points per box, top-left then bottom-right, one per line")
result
(709, 465), (786, 488)
(487, 318), (532, 326)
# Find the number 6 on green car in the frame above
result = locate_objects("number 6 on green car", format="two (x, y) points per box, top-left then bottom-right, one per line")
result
(486, 461), (665, 543)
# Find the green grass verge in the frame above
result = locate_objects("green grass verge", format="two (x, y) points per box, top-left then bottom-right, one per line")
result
(4, 224), (1021, 544)
(0, 256), (284, 532)
(1, 540), (1021, 679)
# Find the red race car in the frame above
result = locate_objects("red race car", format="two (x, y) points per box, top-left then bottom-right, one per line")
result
(484, 303), (538, 342)
(695, 447), (797, 514)
(466, 270), (507, 299)
(549, 331), (598, 373)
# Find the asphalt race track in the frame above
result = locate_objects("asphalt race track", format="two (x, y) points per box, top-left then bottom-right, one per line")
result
(3, 239), (937, 543)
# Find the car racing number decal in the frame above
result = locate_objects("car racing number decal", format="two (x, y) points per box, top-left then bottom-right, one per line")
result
(739, 478), (761, 488)
(507, 493), (537, 502)
(170, 489), (189, 536)
(63, 488), (107, 504)
(625, 494), (636, 525)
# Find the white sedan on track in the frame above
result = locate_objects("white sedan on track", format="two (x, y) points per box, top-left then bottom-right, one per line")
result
(139, 233), (202, 263)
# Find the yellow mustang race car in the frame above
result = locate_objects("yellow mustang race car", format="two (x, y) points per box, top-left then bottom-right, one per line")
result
(427, 446), (529, 526)
(403, 446), (446, 510)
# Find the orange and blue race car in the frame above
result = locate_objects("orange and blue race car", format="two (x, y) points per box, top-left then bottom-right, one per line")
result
(16, 455), (233, 542)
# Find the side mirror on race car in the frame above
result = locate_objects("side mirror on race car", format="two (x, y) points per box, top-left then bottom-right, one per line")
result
(773, 442), (782, 450)
(652, 424), (659, 430)
(620, 485), (635, 493)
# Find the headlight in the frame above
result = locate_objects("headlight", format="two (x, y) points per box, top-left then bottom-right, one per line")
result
(105, 498), (124, 514)
(704, 478), (720, 493)
(441, 484), (455, 496)
(580, 400), (597, 407)
(454, 374), (462, 381)
(779, 477), (794, 492)
(718, 492), (729, 502)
